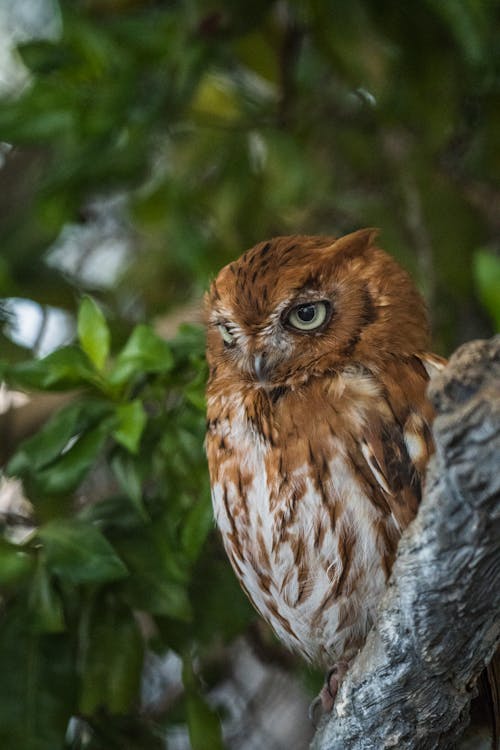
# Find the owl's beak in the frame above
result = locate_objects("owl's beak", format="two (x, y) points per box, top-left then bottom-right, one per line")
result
(252, 352), (269, 384)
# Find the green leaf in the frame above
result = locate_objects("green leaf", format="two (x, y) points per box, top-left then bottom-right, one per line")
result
(111, 454), (146, 519)
(125, 575), (191, 620)
(235, 30), (280, 84)
(7, 400), (112, 496)
(108, 325), (174, 386)
(190, 554), (254, 645)
(17, 39), (69, 75)
(183, 659), (224, 750)
(116, 533), (191, 620)
(7, 399), (110, 476)
(181, 496), (213, 561)
(9, 416), (110, 497)
(424, 0), (486, 64)
(190, 72), (240, 122)
(183, 359), (208, 411)
(3, 346), (96, 391)
(0, 539), (33, 587)
(169, 323), (206, 361)
(77, 296), (111, 371)
(79, 597), (144, 715)
(38, 519), (128, 584)
(80, 493), (146, 531)
(0, 99), (74, 143)
(186, 693), (224, 750)
(34, 426), (108, 495)
(113, 400), (147, 454)
(0, 603), (76, 750)
(474, 250), (500, 331)
(29, 558), (65, 633)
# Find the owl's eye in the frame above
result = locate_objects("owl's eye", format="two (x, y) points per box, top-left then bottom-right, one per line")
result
(286, 301), (330, 331)
(218, 324), (235, 346)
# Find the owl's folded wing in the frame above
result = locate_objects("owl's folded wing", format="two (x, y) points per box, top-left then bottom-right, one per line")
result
(353, 352), (447, 532)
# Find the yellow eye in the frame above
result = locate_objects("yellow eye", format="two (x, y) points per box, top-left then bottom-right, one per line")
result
(218, 324), (235, 345)
(286, 301), (329, 331)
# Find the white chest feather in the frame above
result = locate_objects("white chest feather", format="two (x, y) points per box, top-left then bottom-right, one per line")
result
(209, 406), (390, 666)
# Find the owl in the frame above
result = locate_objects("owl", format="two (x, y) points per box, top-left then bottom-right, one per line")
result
(205, 228), (446, 708)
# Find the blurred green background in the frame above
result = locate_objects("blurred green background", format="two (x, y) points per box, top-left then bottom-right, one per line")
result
(0, 1), (499, 749)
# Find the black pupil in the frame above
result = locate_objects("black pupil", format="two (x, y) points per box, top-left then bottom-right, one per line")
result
(297, 304), (316, 322)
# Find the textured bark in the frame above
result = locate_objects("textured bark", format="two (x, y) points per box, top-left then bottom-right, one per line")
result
(312, 336), (500, 750)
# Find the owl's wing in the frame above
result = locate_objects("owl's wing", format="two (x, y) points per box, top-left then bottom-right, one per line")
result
(354, 353), (446, 532)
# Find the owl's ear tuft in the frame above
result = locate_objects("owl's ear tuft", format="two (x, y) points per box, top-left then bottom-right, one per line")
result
(328, 228), (379, 262)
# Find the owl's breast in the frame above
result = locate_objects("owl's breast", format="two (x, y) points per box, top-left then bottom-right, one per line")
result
(206, 390), (393, 665)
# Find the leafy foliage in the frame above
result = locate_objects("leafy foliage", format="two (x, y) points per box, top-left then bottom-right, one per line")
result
(0, 1), (499, 747)
(0, 301), (253, 748)
(1, 0), (499, 352)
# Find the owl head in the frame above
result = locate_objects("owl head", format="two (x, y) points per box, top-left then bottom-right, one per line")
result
(205, 229), (430, 389)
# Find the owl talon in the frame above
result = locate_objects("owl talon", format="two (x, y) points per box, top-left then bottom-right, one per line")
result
(308, 682), (338, 726)
(309, 660), (351, 724)
(325, 659), (350, 702)
(308, 695), (323, 726)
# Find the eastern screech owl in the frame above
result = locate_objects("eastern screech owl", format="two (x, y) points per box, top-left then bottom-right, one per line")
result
(205, 228), (445, 704)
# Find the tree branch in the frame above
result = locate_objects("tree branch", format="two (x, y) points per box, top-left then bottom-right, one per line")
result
(312, 336), (500, 750)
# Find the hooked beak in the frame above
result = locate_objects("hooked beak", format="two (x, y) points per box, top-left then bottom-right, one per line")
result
(252, 352), (269, 384)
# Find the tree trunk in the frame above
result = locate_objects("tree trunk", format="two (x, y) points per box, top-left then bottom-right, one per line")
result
(312, 336), (500, 750)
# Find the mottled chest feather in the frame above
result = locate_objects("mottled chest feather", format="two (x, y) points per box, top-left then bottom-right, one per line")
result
(206, 362), (438, 665)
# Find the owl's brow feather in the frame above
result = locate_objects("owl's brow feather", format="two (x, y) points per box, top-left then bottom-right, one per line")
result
(291, 272), (325, 294)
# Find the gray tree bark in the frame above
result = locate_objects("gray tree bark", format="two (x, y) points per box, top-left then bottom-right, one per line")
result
(312, 336), (500, 750)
